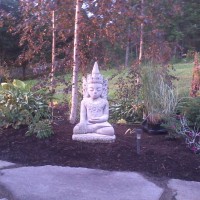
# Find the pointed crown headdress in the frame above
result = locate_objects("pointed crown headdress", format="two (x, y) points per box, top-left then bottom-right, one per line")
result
(87, 62), (104, 84)
(82, 62), (108, 99)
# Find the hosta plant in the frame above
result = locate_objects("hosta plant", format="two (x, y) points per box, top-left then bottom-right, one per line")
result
(0, 79), (53, 138)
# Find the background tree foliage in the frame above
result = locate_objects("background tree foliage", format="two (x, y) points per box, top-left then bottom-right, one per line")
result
(0, 0), (200, 73)
(0, 0), (20, 66)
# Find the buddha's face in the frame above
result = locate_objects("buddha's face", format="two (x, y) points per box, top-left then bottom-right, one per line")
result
(88, 83), (103, 99)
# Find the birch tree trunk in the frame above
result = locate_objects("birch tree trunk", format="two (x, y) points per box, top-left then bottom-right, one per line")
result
(50, 10), (56, 118)
(139, 0), (144, 65)
(125, 25), (130, 68)
(125, 43), (129, 68)
(70, 0), (81, 124)
(50, 10), (55, 94)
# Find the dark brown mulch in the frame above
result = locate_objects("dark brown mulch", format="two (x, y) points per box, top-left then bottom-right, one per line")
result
(0, 105), (199, 182)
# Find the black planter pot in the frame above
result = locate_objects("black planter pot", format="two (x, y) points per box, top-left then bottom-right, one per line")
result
(142, 119), (167, 134)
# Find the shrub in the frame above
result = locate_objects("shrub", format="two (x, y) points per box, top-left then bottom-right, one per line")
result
(162, 97), (200, 153)
(179, 97), (200, 129)
(109, 68), (143, 123)
(109, 100), (143, 124)
(26, 119), (53, 139)
(0, 79), (53, 138)
(164, 115), (200, 153)
(162, 114), (183, 138)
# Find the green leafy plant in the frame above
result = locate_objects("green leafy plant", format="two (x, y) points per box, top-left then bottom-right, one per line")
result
(164, 114), (200, 153)
(109, 68), (143, 124)
(0, 79), (53, 138)
(178, 97), (200, 129)
(162, 114), (183, 138)
(109, 100), (143, 124)
(26, 119), (53, 139)
(162, 96), (200, 153)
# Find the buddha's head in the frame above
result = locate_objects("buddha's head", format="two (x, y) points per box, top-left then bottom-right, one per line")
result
(87, 83), (103, 99)
(83, 62), (107, 99)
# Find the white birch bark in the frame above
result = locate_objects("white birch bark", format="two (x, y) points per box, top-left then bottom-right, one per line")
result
(139, 0), (144, 65)
(125, 25), (130, 68)
(50, 10), (55, 93)
(50, 10), (56, 117)
(70, 0), (81, 124)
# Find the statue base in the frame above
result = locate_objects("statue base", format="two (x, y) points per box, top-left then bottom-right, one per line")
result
(72, 133), (116, 143)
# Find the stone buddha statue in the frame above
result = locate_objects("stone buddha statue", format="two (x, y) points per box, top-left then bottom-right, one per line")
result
(72, 62), (115, 143)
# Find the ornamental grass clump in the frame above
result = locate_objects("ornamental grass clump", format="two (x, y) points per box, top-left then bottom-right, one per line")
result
(142, 66), (178, 125)
(0, 79), (53, 138)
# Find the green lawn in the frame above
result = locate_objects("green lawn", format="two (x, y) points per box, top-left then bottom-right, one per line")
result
(171, 62), (193, 97)
(25, 62), (194, 102)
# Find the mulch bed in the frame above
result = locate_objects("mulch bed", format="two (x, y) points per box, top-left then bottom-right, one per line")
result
(0, 105), (199, 182)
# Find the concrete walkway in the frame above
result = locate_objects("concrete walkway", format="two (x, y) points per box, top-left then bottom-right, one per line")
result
(0, 160), (200, 200)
